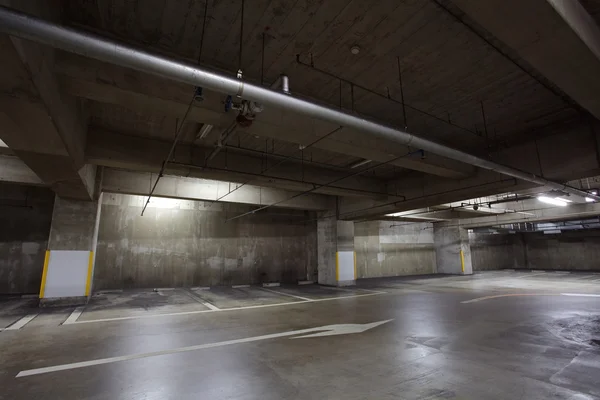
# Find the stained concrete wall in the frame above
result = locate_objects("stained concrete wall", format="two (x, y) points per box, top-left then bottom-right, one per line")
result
(470, 230), (600, 272)
(434, 224), (472, 274)
(94, 193), (317, 290)
(317, 217), (337, 286)
(524, 230), (600, 271)
(355, 221), (436, 278)
(0, 183), (54, 294)
(469, 232), (526, 271)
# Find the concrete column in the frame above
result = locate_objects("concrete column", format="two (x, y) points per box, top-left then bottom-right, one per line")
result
(39, 194), (102, 305)
(317, 217), (356, 286)
(433, 223), (473, 275)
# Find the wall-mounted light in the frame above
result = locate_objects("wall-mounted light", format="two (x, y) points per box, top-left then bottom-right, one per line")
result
(537, 196), (568, 207)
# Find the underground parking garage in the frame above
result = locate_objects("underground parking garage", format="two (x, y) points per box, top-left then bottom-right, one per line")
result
(1, 0), (600, 398)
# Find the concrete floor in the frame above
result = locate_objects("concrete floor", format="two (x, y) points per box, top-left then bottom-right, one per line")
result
(1, 271), (599, 399)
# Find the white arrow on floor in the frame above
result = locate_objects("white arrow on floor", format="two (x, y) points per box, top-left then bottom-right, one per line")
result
(16, 319), (393, 378)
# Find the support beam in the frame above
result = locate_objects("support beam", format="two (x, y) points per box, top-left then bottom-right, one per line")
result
(55, 53), (474, 179)
(41, 194), (102, 306)
(341, 120), (600, 220)
(86, 128), (393, 199)
(317, 217), (356, 286)
(101, 169), (333, 211)
(434, 223), (473, 275)
(459, 200), (600, 228)
(0, 1), (92, 199)
(0, 155), (43, 185)
(451, 0), (600, 119)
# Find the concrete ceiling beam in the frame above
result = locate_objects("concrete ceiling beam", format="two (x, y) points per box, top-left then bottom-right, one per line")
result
(458, 198), (600, 228)
(0, 0), (93, 199)
(342, 119), (600, 219)
(450, 0), (600, 119)
(0, 154), (44, 185)
(86, 128), (394, 199)
(54, 52), (474, 179)
(101, 168), (333, 211)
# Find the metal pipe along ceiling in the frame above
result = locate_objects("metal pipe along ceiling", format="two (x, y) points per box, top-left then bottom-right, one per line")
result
(1, 7), (597, 202)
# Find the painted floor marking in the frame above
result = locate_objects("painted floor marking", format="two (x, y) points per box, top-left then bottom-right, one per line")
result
(525, 272), (547, 278)
(199, 300), (220, 311)
(182, 289), (220, 311)
(63, 307), (85, 325)
(16, 319), (393, 378)
(260, 287), (313, 301)
(462, 292), (600, 303)
(70, 292), (384, 325)
(5, 314), (38, 330)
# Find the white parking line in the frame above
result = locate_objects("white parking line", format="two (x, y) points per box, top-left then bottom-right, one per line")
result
(560, 293), (600, 297)
(63, 307), (85, 325)
(525, 272), (547, 278)
(199, 300), (220, 311)
(260, 287), (313, 301)
(69, 292), (384, 325)
(5, 314), (38, 330)
(182, 289), (220, 311)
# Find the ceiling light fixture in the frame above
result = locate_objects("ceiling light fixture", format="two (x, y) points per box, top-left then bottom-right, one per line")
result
(349, 159), (372, 169)
(350, 45), (360, 55)
(538, 196), (568, 207)
(586, 190), (597, 202)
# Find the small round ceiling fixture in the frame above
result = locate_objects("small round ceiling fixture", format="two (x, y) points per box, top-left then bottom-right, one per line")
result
(350, 45), (360, 55)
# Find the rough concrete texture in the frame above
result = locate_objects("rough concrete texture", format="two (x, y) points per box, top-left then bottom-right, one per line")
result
(525, 229), (600, 271)
(48, 196), (100, 251)
(0, 183), (54, 294)
(94, 194), (317, 290)
(469, 231), (526, 271)
(434, 224), (473, 274)
(3, 272), (600, 399)
(317, 216), (337, 286)
(470, 229), (600, 272)
(355, 221), (435, 278)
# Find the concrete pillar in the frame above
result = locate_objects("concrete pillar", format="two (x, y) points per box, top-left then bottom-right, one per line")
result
(317, 217), (356, 286)
(433, 223), (473, 275)
(39, 194), (102, 306)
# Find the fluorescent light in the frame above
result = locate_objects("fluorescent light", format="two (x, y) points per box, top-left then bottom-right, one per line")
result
(586, 191), (597, 202)
(537, 196), (568, 207)
(196, 124), (213, 140)
(349, 159), (372, 169)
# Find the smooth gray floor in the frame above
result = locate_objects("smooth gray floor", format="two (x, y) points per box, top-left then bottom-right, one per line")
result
(1, 271), (599, 399)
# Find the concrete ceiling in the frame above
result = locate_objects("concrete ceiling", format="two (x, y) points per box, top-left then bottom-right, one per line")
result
(1, 0), (600, 222)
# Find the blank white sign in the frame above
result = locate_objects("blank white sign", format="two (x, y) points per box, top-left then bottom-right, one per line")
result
(44, 250), (90, 298)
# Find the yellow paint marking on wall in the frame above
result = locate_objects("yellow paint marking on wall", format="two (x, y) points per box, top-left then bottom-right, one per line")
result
(335, 252), (340, 281)
(460, 249), (465, 273)
(85, 251), (94, 296)
(39, 250), (50, 299)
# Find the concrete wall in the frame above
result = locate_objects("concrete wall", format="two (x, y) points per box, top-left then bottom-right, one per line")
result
(470, 230), (600, 272)
(0, 183), (54, 294)
(524, 230), (600, 271)
(355, 221), (436, 278)
(94, 193), (317, 290)
(469, 232), (526, 271)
